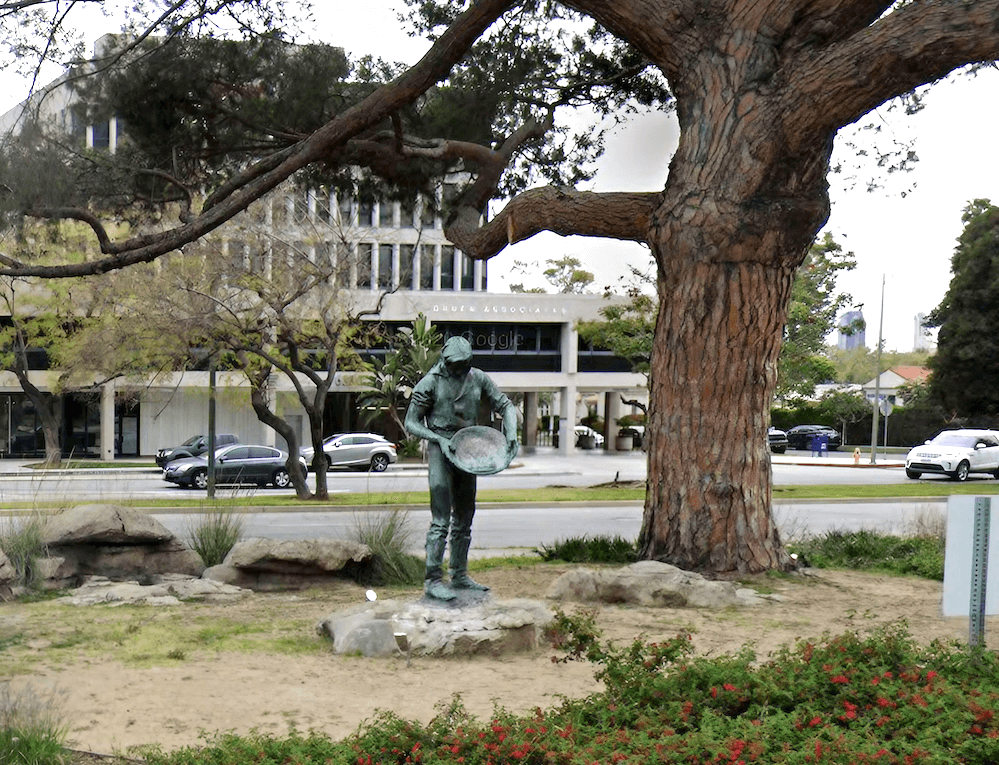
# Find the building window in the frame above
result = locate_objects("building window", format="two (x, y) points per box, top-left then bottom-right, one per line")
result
(377, 244), (393, 289)
(337, 194), (353, 226)
(400, 244), (415, 289)
(460, 253), (475, 291)
(400, 197), (416, 228)
(419, 245), (435, 290)
(356, 243), (373, 288)
(358, 200), (375, 227)
(440, 245), (455, 290)
(91, 120), (110, 149)
(379, 200), (395, 228)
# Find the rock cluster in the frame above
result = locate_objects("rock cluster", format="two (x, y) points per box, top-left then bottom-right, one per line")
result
(0, 504), (372, 602)
(545, 561), (785, 607)
(317, 595), (555, 658)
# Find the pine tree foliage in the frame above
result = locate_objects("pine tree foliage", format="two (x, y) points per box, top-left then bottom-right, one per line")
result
(926, 199), (999, 416)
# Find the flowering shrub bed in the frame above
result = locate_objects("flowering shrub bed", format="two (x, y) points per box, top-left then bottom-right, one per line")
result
(139, 618), (999, 765)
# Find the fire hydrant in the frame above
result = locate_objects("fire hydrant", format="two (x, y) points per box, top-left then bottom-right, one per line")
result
(853, 447), (861, 465)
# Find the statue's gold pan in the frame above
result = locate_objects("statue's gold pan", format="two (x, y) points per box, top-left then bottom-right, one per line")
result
(445, 425), (514, 475)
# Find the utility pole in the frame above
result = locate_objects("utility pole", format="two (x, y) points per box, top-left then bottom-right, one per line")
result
(869, 275), (885, 465)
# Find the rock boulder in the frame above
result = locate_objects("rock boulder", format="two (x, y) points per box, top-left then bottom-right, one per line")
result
(317, 595), (554, 657)
(40, 504), (204, 586)
(203, 538), (371, 591)
(545, 561), (777, 608)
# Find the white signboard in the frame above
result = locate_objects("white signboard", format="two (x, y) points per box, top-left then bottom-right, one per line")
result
(942, 495), (999, 617)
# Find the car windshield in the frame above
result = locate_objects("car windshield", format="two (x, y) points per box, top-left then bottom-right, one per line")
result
(181, 435), (202, 447)
(930, 434), (980, 448)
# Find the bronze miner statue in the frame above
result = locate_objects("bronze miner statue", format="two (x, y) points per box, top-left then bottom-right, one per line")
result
(404, 336), (518, 601)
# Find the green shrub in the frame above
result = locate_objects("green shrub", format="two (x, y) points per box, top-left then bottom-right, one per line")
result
(791, 528), (946, 580)
(0, 683), (69, 765)
(0, 513), (48, 588)
(535, 534), (638, 564)
(351, 509), (424, 586)
(137, 621), (999, 765)
(186, 507), (245, 567)
(396, 437), (423, 459)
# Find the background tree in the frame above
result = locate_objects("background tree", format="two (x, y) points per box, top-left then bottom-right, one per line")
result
(775, 233), (859, 404)
(926, 199), (999, 417)
(508, 256), (597, 293)
(817, 389), (871, 443)
(4, 0), (999, 573)
(578, 265), (656, 414)
(357, 313), (443, 436)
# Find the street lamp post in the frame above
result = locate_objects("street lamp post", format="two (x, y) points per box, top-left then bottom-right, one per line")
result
(869, 275), (885, 465)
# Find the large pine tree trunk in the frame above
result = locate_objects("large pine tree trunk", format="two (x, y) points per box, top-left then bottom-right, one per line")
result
(639, 247), (797, 572)
(637, 50), (837, 572)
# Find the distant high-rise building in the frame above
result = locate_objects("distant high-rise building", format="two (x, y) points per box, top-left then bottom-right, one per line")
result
(913, 313), (937, 352)
(837, 310), (866, 350)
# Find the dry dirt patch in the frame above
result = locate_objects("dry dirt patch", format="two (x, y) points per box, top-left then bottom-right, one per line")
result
(2, 563), (993, 759)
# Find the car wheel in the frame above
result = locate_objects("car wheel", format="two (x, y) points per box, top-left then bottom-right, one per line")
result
(272, 468), (291, 488)
(324, 455), (333, 471)
(771, 446), (786, 454)
(370, 453), (389, 472)
(905, 468), (922, 479)
(993, 468), (999, 480)
(190, 469), (208, 490)
(951, 461), (971, 482)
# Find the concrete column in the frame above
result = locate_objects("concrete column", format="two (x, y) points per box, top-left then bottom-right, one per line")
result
(558, 383), (576, 455)
(523, 391), (538, 453)
(101, 380), (115, 460)
(605, 391), (622, 451)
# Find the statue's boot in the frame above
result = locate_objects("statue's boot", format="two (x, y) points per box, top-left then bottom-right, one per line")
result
(449, 537), (490, 591)
(425, 538), (456, 600)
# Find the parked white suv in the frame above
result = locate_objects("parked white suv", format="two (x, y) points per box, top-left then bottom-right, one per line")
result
(905, 429), (999, 481)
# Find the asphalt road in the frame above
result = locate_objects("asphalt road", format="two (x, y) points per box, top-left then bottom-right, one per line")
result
(0, 448), (964, 553)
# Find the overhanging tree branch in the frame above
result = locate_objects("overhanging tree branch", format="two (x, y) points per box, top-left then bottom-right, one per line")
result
(4, 0), (522, 279)
(789, 0), (999, 141)
(446, 187), (660, 259)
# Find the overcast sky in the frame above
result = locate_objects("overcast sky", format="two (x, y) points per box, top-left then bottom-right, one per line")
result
(3, 2), (998, 353)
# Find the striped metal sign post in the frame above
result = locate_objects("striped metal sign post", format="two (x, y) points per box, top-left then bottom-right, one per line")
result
(970, 497), (991, 647)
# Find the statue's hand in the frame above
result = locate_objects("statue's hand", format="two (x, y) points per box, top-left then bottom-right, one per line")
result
(506, 438), (519, 458)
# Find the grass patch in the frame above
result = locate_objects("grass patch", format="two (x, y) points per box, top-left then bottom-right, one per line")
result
(0, 511), (49, 588)
(535, 534), (638, 564)
(185, 505), (245, 566)
(790, 528), (946, 580)
(349, 508), (424, 586)
(0, 683), (69, 765)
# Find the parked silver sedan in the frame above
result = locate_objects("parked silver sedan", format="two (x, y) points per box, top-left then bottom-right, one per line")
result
(301, 433), (398, 472)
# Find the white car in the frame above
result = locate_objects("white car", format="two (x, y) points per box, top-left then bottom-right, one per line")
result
(905, 429), (999, 481)
(301, 432), (397, 472)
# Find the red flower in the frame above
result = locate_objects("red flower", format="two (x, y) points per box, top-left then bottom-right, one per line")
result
(830, 675), (850, 684)
(723, 683), (737, 692)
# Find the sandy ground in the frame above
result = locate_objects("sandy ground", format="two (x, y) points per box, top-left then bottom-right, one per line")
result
(3, 563), (995, 758)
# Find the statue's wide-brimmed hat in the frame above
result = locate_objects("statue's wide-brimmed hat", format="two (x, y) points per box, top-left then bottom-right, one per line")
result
(444, 425), (515, 475)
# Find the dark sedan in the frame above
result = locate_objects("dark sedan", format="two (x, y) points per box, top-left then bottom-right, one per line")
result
(163, 444), (306, 490)
(768, 427), (789, 454)
(785, 425), (842, 451)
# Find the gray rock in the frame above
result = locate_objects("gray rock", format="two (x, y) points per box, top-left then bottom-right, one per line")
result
(317, 596), (554, 657)
(0, 549), (14, 585)
(42, 504), (173, 546)
(223, 538), (371, 572)
(546, 561), (765, 608)
(203, 538), (371, 590)
(52, 541), (204, 584)
(56, 575), (247, 606)
(37, 504), (204, 586)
